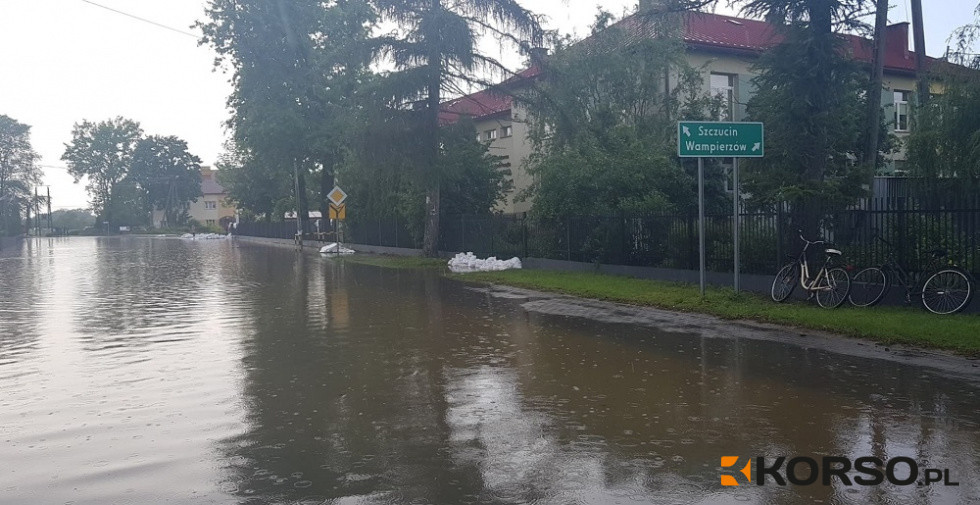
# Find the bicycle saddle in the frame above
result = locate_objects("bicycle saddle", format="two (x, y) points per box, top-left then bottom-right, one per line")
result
(825, 248), (842, 256)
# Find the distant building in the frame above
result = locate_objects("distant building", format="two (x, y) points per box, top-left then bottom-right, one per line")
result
(152, 168), (237, 229)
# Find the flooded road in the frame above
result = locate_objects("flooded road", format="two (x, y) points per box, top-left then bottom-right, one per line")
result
(1, 236), (978, 505)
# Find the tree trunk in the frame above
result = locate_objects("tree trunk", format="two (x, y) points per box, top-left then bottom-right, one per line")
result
(421, 0), (443, 258)
(805, 2), (833, 185)
(911, 0), (929, 107)
(298, 163), (309, 225)
(863, 0), (888, 180)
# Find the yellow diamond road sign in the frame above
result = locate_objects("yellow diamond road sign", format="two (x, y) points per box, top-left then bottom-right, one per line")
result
(327, 186), (348, 206)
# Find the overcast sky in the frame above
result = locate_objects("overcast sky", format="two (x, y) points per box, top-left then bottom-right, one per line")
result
(0, 0), (976, 211)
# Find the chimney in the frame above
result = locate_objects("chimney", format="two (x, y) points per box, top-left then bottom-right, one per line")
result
(528, 47), (548, 67)
(886, 22), (910, 59)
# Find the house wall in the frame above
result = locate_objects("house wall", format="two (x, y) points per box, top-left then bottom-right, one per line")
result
(484, 33), (935, 211)
(474, 109), (535, 215)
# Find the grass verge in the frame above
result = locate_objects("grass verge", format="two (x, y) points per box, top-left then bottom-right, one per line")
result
(339, 254), (448, 269)
(451, 269), (980, 356)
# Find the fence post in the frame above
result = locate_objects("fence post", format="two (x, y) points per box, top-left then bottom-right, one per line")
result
(897, 197), (907, 270)
(776, 203), (784, 269)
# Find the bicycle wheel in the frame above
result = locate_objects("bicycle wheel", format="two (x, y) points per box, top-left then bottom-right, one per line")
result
(921, 268), (974, 315)
(848, 267), (888, 307)
(771, 262), (798, 302)
(816, 267), (851, 309)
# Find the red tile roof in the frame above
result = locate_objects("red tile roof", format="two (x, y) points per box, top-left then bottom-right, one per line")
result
(439, 65), (541, 125)
(684, 12), (931, 75)
(441, 11), (935, 123)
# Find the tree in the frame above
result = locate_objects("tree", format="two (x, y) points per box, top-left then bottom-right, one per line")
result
(130, 135), (203, 226)
(214, 141), (294, 221)
(520, 9), (715, 217)
(438, 119), (511, 216)
(50, 208), (96, 232)
(62, 117), (142, 227)
(370, 0), (544, 256)
(735, 0), (878, 232)
(199, 0), (376, 225)
(905, 3), (980, 194)
(0, 115), (42, 236)
(906, 66), (980, 190)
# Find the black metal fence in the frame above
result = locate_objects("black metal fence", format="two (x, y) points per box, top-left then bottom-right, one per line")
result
(235, 220), (320, 239)
(235, 196), (980, 276)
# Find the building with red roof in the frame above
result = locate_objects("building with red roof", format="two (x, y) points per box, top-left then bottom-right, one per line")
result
(443, 10), (939, 213)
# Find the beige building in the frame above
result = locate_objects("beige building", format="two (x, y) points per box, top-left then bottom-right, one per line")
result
(152, 168), (237, 229)
(439, 11), (939, 214)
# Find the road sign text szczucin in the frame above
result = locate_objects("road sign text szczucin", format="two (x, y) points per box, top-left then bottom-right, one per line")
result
(677, 121), (764, 158)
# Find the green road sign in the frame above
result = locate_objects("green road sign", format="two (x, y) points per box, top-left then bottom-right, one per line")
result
(677, 121), (764, 158)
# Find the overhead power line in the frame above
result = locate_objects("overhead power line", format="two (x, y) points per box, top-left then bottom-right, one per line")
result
(79, 0), (198, 39)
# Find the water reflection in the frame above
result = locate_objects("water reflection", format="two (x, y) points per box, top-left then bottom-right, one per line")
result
(0, 237), (977, 505)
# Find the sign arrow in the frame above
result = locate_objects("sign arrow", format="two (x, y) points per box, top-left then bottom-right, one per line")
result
(752, 142), (761, 152)
(682, 126), (691, 137)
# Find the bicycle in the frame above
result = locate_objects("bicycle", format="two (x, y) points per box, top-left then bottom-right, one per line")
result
(771, 231), (852, 308)
(847, 236), (974, 315)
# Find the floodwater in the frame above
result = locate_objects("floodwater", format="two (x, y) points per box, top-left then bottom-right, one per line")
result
(1, 237), (978, 505)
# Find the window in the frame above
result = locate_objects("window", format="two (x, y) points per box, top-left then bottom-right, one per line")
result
(484, 129), (498, 141)
(205, 201), (217, 210)
(206, 219), (216, 226)
(894, 90), (911, 132)
(502, 125), (513, 138)
(710, 73), (737, 121)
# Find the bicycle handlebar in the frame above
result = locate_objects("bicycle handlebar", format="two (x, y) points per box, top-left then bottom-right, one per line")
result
(797, 229), (825, 246)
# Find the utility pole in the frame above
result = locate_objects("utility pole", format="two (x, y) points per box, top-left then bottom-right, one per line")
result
(34, 187), (41, 236)
(863, 0), (888, 169)
(293, 159), (303, 246)
(911, 0), (929, 107)
(47, 187), (52, 234)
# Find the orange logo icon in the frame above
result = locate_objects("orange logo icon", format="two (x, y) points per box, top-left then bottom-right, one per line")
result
(721, 456), (752, 486)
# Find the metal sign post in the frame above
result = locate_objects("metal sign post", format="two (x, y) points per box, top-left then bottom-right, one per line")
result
(733, 158), (740, 293)
(698, 158), (706, 296)
(678, 121), (763, 295)
(327, 186), (348, 249)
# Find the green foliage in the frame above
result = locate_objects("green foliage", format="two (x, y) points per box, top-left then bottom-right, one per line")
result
(129, 135), (203, 226)
(734, 0), (881, 230)
(106, 179), (149, 228)
(370, 0), (544, 255)
(520, 11), (717, 218)
(341, 116), (512, 245)
(199, 0), (377, 222)
(214, 142), (290, 221)
(907, 67), (980, 191)
(0, 115), (41, 236)
(50, 208), (96, 232)
(740, 24), (872, 208)
(61, 117), (143, 226)
(438, 119), (511, 216)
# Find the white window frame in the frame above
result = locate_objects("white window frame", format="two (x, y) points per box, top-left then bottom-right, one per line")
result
(502, 125), (513, 138)
(894, 89), (911, 132)
(205, 200), (217, 210)
(710, 73), (737, 121)
(484, 129), (498, 141)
